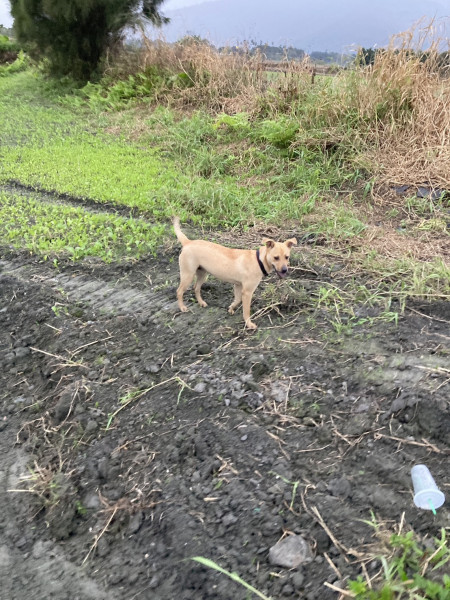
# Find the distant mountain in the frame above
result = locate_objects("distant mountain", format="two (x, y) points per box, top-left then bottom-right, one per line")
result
(160, 0), (449, 51)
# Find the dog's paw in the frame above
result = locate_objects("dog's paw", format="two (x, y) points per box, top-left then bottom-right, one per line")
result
(199, 301), (208, 308)
(180, 305), (189, 313)
(246, 321), (257, 330)
(228, 306), (235, 314)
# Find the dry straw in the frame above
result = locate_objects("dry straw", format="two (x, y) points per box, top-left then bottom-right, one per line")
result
(355, 20), (450, 188)
(123, 19), (449, 188)
(134, 32), (314, 113)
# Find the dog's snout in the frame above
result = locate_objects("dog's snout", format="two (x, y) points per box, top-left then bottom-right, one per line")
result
(281, 266), (288, 274)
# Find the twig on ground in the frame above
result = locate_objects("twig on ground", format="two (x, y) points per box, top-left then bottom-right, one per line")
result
(324, 552), (342, 579)
(69, 335), (114, 357)
(30, 346), (88, 369)
(374, 432), (446, 454)
(82, 506), (118, 565)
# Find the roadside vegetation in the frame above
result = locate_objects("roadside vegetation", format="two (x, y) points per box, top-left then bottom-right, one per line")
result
(1, 23), (448, 290)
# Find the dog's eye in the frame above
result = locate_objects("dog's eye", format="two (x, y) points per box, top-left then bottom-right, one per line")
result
(285, 255), (289, 260)
(274, 256), (279, 260)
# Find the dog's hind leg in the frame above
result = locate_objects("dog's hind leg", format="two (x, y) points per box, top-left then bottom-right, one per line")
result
(228, 283), (242, 314)
(194, 267), (208, 308)
(177, 254), (197, 312)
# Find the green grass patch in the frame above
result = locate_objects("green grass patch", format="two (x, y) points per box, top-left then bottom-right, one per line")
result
(0, 69), (448, 304)
(0, 191), (166, 262)
(0, 72), (356, 229)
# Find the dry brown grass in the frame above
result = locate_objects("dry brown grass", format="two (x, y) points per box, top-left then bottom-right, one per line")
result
(110, 21), (449, 189)
(355, 22), (450, 188)
(291, 20), (450, 188)
(124, 33), (314, 113)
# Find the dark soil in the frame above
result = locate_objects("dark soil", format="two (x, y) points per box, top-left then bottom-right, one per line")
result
(1, 240), (449, 600)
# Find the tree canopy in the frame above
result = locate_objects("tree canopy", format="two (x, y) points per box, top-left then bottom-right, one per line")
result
(10, 0), (168, 81)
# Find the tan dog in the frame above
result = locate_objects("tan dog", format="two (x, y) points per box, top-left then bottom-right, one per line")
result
(174, 217), (297, 329)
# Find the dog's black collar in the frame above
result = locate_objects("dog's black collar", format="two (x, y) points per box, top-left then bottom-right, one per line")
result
(256, 249), (269, 277)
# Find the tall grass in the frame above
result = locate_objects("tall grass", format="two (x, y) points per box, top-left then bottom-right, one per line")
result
(112, 21), (449, 189)
(350, 23), (450, 188)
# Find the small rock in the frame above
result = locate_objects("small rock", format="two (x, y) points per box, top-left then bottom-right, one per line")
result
(85, 420), (98, 435)
(13, 396), (27, 404)
(371, 487), (398, 509)
(108, 566), (123, 584)
(354, 401), (370, 414)
(282, 584), (294, 596)
(128, 571), (139, 584)
(15, 537), (27, 549)
(191, 471), (201, 483)
(292, 571), (305, 589)
(262, 515), (284, 536)
(314, 529), (331, 553)
(196, 344), (211, 355)
(97, 457), (109, 480)
(222, 513), (238, 527)
(269, 535), (312, 568)
(0, 545), (11, 570)
(32, 540), (53, 559)
(4, 353), (15, 364)
(54, 396), (73, 424)
(193, 382), (207, 393)
(83, 492), (101, 509)
(14, 347), (31, 359)
(127, 511), (144, 535)
(270, 382), (287, 403)
(328, 477), (351, 498)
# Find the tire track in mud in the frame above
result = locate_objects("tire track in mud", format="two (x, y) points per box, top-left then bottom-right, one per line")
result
(0, 258), (171, 600)
(0, 258), (176, 319)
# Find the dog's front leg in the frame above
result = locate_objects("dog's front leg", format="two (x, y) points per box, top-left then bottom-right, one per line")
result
(242, 287), (257, 329)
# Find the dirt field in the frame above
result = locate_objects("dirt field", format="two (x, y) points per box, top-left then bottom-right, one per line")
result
(1, 214), (449, 600)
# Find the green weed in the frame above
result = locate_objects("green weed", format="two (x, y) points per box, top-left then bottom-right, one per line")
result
(191, 556), (272, 600)
(347, 527), (450, 600)
(0, 192), (166, 261)
(0, 50), (29, 77)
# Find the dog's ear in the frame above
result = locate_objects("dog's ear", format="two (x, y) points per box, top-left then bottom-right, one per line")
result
(285, 238), (297, 248)
(262, 238), (275, 249)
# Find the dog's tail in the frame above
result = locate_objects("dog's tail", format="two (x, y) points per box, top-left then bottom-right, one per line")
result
(173, 216), (190, 246)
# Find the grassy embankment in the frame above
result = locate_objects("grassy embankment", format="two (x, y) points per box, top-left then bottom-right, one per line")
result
(0, 28), (449, 305)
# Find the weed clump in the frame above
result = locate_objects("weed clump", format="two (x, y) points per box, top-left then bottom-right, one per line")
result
(89, 21), (449, 190)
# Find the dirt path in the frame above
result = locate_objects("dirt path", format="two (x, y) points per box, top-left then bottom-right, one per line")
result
(0, 243), (449, 600)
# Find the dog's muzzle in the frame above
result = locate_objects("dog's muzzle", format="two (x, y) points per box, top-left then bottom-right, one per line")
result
(276, 267), (288, 279)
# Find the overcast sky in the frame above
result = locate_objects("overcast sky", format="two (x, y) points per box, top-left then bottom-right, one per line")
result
(0, 0), (12, 27)
(164, 0), (215, 9)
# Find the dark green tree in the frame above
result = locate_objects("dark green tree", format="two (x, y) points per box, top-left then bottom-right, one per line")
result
(357, 47), (377, 67)
(10, 0), (168, 81)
